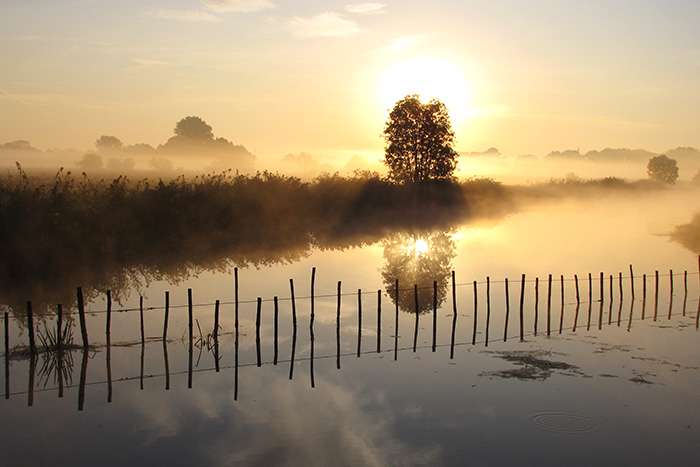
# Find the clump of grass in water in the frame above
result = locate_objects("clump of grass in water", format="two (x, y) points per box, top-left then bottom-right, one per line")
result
(37, 323), (76, 389)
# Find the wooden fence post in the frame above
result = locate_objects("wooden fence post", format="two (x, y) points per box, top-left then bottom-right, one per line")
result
(77, 287), (89, 348)
(26, 302), (36, 355)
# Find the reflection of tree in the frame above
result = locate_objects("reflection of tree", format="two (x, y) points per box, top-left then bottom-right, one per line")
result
(671, 212), (700, 254)
(381, 231), (456, 314)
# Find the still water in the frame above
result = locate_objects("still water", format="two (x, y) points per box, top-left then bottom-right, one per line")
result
(2, 189), (700, 466)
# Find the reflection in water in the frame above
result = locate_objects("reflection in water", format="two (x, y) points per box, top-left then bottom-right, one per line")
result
(381, 231), (456, 314)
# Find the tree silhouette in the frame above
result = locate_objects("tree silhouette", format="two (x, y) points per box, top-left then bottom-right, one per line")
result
(383, 95), (458, 184)
(647, 155), (679, 184)
(95, 135), (123, 151)
(174, 116), (214, 141)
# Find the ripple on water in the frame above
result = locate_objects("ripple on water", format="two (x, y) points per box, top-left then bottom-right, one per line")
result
(530, 412), (597, 434)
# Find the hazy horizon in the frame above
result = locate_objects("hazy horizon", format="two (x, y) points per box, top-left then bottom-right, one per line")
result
(2, 1), (700, 166)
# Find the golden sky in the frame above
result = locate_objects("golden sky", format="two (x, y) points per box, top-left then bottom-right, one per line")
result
(1, 0), (699, 166)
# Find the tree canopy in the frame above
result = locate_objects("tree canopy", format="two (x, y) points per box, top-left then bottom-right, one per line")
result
(382, 95), (458, 184)
(174, 116), (214, 141)
(647, 154), (679, 184)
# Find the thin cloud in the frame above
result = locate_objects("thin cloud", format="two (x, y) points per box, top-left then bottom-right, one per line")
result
(289, 12), (361, 38)
(145, 9), (220, 22)
(201, 0), (276, 12)
(345, 3), (386, 14)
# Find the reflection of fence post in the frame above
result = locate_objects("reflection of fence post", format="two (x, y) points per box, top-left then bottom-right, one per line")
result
(26, 302), (36, 355)
(78, 347), (88, 411)
(28, 354), (36, 407)
(77, 287), (89, 348)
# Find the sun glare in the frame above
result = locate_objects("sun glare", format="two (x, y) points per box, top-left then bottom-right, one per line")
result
(378, 56), (470, 120)
(405, 238), (430, 257)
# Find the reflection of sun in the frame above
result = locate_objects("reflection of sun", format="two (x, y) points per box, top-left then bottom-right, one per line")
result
(377, 56), (470, 120)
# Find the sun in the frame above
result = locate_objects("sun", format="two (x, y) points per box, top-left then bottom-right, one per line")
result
(377, 56), (470, 120)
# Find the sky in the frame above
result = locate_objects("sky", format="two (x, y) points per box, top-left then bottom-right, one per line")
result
(2, 0), (700, 167)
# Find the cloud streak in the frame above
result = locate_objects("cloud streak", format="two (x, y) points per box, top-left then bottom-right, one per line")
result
(345, 3), (386, 15)
(289, 12), (361, 38)
(201, 0), (276, 13)
(145, 9), (220, 22)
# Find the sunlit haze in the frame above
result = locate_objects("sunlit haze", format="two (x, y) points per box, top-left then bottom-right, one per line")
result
(2, 0), (700, 173)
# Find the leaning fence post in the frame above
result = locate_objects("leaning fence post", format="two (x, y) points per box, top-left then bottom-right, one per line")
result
(77, 287), (89, 348)
(503, 278), (510, 342)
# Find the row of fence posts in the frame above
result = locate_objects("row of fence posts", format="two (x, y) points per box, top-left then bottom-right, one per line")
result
(4, 259), (700, 407)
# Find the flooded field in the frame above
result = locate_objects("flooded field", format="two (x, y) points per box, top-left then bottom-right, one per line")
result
(2, 188), (700, 466)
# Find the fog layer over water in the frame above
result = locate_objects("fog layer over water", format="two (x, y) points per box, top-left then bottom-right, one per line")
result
(1, 176), (699, 466)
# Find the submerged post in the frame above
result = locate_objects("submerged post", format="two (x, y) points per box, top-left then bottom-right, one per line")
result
(472, 280), (478, 345)
(256, 297), (262, 367)
(377, 289), (382, 354)
(668, 269), (674, 320)
(4, 311), (9, 400)
(274, 296), (279, 365)
(534, 277), (539, 335)
(503, 278), (510, 342)
(683, 271), (688, 317)
(106, 290), (112, 337)
(432, 281), (437, 352)
(413, 284), (419, 352)
(485, 277), (491, 347)
(140, 296), (145, 346)
(547, 274), (552, 337)
(559, 275), (565, 334)
(310, 267), (316, 389)
(163, 291), (169, 342)
(642, 273), (647, 320)
(77, 287), (89, 348)
(337, 281), (341, 369)
(394, 279), (399, 361)
(450, 271), (458, 358)
(519, 274), (525, 341)
(357, 288), (362, 358)
(654, 270), (659, 321)
(630, 264), (635, 300)
(696, 256), (700, 328)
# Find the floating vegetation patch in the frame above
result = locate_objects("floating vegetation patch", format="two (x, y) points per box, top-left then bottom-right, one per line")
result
(480, 350), (586, 381)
